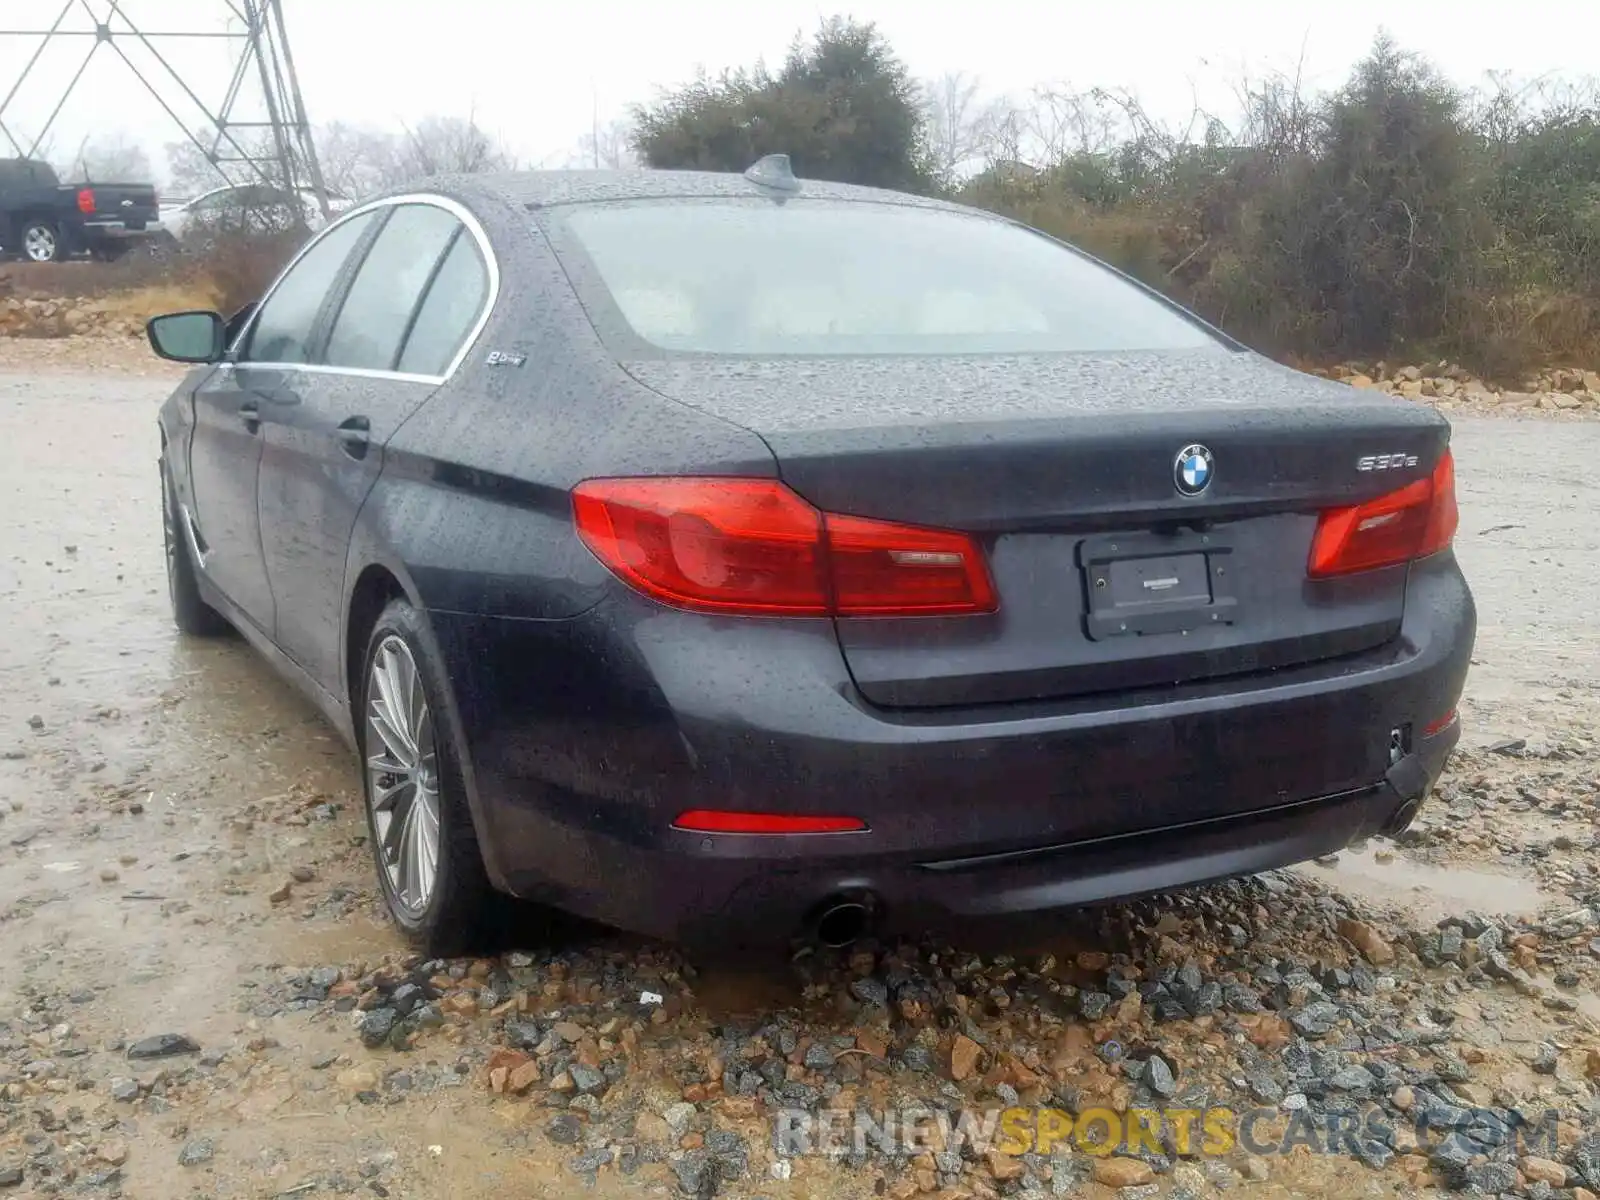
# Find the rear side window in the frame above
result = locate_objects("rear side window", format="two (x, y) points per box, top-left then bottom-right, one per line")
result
(2, 160), (55, 187)
(396, 233), (490, 376)
(552, 200), (1218, 356)
(0, 161), (44, 188)
(323, 204), (463, 371)
(241, 210), (377, 364)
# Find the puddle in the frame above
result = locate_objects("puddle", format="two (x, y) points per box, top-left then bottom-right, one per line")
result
(282, 916), (405, 965)
(690, 955), (805, 1018)
(1298, 843), (1554, 921)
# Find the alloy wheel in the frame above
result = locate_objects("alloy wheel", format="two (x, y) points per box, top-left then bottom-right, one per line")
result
(23, 226), (57, 262)
(364, 635), (443, 918)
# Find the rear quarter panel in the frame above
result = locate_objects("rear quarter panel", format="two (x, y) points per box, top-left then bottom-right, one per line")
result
(345, 200), (777, 624)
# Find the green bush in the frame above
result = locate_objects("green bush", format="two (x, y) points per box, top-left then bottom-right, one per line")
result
(632, 18), (934, 194)
(635, 26), (1600, 378)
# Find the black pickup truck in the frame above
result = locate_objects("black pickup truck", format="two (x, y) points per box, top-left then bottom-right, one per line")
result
(0, 157), (160, 263)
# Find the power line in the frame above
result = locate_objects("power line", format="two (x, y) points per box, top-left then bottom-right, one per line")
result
(0, 0), (329, 213)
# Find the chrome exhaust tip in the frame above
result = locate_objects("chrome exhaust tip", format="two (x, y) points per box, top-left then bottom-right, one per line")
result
(1380, 796), (1423, 838)
(808, 894), (877, 948)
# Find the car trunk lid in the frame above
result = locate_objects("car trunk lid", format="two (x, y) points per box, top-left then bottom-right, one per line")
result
(622, 348), (1451, 708)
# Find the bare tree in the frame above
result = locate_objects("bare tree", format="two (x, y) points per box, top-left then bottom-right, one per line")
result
(971, 99), (1029, 169)
(1225, 59), (1317, 161)
(163, 139), (233, 198)
(922, 71), (991, 180)
(955, 85), (1130, 172)
(1024, 86), (1124, 163)
(388, 115), (514, 183)
(314, 121), (398, 200)
(569, 117), (638, 169)
(163, 114), (515, 204)
(63, 133), (153, 182)
(163, 128), (305, 198)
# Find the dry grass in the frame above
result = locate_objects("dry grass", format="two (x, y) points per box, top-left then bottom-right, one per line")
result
(0, 229), (299, 316)
(93, 281), (226, 321)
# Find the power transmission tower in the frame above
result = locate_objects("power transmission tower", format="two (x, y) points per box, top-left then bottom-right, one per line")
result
(0, 0), (331, 213)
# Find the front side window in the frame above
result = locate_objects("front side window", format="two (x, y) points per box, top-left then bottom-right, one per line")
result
(550, 199), (1219, 356)
(323, 204), (463, 372)
(240, 210), (377, 364)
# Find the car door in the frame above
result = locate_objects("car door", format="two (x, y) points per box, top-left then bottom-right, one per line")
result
(257, 199), (492, 689)
(185, 210), (379, 634)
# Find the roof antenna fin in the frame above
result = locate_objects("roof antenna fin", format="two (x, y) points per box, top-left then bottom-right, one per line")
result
(744, 154), (801, 194)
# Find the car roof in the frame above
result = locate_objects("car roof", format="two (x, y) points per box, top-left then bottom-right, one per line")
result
(453, 168), (972, 215)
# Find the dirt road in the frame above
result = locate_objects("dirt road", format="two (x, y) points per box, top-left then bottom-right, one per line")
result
(2, 360), (1598, 1200)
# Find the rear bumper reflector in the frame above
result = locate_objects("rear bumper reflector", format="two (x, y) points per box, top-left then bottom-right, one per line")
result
(672, 810), (867, 835)
(1422, 708), (1458, 737)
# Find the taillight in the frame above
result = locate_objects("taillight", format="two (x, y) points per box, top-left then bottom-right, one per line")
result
(571, 477), (997, 617)
(1308, 450), (1458, 577)
(76, 188), (95, 214)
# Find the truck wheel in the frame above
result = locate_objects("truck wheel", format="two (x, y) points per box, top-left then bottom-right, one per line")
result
(20, 221), (61, 263)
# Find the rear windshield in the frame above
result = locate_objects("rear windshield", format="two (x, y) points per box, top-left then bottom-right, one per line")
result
(548, 198), (1219, 356)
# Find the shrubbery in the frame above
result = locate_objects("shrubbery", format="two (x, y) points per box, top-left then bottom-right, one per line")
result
(22, 27), (1595, 382)
(635, 28), (1600, 380)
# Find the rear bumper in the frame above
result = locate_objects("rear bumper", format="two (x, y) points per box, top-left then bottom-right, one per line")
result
(702, 756), (1449, 943)
(428, 555), (1473, 943)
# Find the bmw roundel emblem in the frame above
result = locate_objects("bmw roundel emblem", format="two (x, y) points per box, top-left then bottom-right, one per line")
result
(1174, 444), (1214, 496)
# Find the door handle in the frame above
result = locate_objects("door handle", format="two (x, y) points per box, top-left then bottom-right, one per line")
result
(238, 401), (260, 433)
(337, 415), (371, 459)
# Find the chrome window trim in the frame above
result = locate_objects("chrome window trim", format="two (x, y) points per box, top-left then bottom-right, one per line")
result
(224, 191), (500, 385)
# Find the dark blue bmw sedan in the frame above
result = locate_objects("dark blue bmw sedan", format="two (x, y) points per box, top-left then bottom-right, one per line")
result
(147, 158), (1474, 953)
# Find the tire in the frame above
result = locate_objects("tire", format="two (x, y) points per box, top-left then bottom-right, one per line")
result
(162, 459), (230, 637)
(358, 598), (493, 955)
(20, 220), (61, 263)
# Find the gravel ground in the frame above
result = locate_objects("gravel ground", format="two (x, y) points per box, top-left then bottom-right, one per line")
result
(1, 345), (1598, 1200)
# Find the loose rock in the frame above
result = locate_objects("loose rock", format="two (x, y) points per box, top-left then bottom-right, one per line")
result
(1336, 918), (1395, 965)
(1093, 1158), (1155, 1188)
(178, 1139), (215, 1167)
(950, 1034), (981, 1081)
(127, 1033), (200, 1060)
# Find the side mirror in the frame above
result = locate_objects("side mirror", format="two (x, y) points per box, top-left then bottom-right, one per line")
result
(146, 310), (226, 363)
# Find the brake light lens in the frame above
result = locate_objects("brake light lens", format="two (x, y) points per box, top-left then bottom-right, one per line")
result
(571, 477), (997, 617)
(76, 187), (95, 214)
(1308, 450), (1458, 577)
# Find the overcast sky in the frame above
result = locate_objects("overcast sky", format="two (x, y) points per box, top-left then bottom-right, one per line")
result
(0, 0), (1589, 181)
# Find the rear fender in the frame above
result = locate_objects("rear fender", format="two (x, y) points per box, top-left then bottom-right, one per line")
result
(340, 516), (518, 887)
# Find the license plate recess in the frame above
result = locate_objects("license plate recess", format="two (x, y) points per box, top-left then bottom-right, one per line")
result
(1079, 528), (1239, 639)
